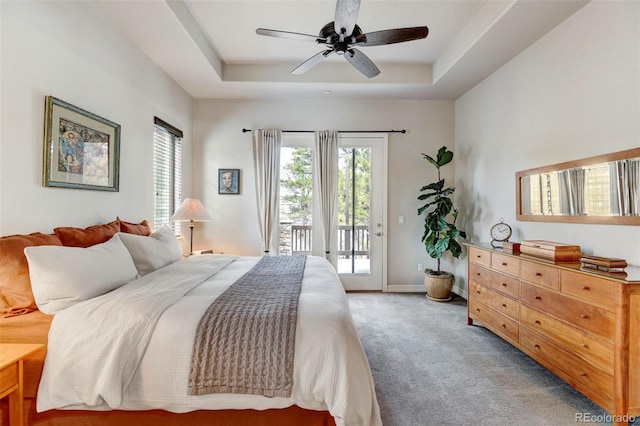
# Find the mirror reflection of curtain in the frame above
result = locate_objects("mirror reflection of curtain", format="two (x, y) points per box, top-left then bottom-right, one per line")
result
(612, 158), (640, 216)
(558, 168), (585, 215)
(521, 175), (532, 215)
(313, 130), (338, 266)
(609, 162), (621, 215)
(252, 129), (282, 255)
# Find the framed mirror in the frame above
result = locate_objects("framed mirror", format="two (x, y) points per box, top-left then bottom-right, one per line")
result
(516, 148), (640, 225)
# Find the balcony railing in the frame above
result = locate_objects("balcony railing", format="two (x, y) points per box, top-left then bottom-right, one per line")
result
(281, 223), (370, 258)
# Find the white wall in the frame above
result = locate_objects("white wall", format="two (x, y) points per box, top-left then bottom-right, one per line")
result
(193, 99), (455, 291)
(455, 0), (640, 296)
(0, 1), (192, 235)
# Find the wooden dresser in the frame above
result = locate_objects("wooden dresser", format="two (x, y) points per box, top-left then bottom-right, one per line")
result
(466, 243), (640, 426)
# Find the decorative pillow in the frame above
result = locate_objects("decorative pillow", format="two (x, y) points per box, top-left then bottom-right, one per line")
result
(0, 233), (63, 317)
(24, 234), (138, 314)
(54, 219), (120, 248)
(118, 217), (153, 236)
(117, 226), (182, 276)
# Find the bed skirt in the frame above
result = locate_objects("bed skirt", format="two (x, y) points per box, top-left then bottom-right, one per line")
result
(1, 399), (336, 426)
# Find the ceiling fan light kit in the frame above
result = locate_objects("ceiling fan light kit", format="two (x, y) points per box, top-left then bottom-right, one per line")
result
(256, 0), (428, 78)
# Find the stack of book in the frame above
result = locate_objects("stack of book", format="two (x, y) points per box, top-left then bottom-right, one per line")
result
(502, 241), (521, 255)
(580, 255), (628, 272)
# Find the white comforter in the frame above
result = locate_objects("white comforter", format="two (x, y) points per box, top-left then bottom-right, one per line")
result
(37, 255), (382, 426)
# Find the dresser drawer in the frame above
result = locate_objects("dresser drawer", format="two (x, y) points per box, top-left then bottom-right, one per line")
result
(469, 281), (519, 321)
(520, 282), (614, 339)
(561, 270), (615, 310)
(521, 260), (560, 290)
(468, 246), (491, 268)
(469, 264), (519, 299)
(520, 304), (614, 375)
(520, 327), (613, 403)
(491, 252), (520, 278)
(469, 299), (519, 345)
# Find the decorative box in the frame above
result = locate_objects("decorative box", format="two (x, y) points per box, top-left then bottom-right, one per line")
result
(520, 240), (582, 261)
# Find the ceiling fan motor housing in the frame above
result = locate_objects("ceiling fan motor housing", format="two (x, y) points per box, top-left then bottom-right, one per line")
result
(320, 22), (361, 48)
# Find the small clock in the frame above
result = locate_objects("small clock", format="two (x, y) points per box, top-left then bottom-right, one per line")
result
(490, 218), (512, 248)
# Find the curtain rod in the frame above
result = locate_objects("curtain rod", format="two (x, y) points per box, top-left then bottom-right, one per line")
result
(242, 128), (406, 134)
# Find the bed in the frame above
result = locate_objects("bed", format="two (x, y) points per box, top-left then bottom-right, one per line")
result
(0, 220), (381, 426)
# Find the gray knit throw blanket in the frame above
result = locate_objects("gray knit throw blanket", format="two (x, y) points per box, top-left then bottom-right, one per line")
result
(188, 255), (307, 397)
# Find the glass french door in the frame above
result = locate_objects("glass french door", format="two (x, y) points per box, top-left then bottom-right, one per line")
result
(337, 134), (387, 291)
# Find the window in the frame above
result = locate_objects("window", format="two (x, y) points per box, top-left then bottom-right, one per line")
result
(279, 142), (313, 255)
(153, 117), (182, 232)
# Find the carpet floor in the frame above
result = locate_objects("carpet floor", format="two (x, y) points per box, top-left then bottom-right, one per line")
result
(347, 292), (637, 426)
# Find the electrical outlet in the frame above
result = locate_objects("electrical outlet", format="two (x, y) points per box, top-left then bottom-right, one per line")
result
(417, 263), (423, 271)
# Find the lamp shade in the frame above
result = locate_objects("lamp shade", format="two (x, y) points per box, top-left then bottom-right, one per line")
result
(171, 198), (212, 222)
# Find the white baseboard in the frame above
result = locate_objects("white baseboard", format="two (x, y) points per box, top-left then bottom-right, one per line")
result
(453, 284), (468, 300)
(385, 285), (425, 293)
(385, 284), (468, 300)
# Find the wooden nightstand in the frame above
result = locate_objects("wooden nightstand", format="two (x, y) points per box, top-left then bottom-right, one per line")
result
(1, 343), (44, 426)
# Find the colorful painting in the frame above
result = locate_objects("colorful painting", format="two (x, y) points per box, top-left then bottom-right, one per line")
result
(44, 96), (120, 191)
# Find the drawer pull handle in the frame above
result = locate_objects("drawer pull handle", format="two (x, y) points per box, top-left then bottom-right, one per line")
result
(502, 283), (507, 287)
(501, 303), (507, 308)
(535, 272), (542, 277)
(580, 342), (588, 348)
(579, 371), (587, 377)
(582, 285), (590, 290)
(502, 262), (507, 266)
(534, 344), (541, 349)
(535, 296), (541, 300)
(501, 324), (507, 329)
(476, 308), (481, 312)
(534, 320), (541, 325)
(476, 255), (482, 258)
(476, 290), (481, 294)
(476, 273), (481, 276)
(581, 314), (588, 319)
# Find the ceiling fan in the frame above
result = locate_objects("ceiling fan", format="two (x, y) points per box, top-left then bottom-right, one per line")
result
(255, 0), (428, 78)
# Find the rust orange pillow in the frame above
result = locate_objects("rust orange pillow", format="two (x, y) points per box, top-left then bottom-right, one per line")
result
(0, 232), (62, 317)
(54, 220), (120, 248)
(118, 217), (152, 236)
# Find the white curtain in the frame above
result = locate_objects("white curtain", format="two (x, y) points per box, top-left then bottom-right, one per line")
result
(559, 168), (586, 215)
(613, 158), (640, 216)
(252, 129), (282, 255)
(314, 130), (338, 266)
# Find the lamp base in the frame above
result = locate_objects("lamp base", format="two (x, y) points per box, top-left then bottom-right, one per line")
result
(189, 221), (195, 255)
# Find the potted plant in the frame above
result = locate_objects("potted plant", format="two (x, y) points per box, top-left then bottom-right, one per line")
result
(417, 146), (466, 301)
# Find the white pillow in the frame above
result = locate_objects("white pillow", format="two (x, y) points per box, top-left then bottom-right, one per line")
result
(24, 234), (138, 314)
(117, 226), (182, 276)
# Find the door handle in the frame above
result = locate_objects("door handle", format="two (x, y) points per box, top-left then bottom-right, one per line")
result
(375, 232), (382, 236)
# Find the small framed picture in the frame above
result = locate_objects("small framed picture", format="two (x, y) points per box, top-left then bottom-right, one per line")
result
(43, 96), (120, 191)
(218, 169), (240, 194)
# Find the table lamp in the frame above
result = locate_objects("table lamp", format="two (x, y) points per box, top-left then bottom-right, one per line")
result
(171, 198), (212, 255)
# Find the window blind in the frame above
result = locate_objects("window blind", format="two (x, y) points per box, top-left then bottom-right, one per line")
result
(153, 118), (182, 233)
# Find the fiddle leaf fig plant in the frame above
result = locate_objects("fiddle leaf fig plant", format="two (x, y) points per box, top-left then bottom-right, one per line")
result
(418, 146), (467, 274)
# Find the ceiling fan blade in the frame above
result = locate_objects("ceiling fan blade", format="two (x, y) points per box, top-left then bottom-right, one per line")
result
(356, 27), (428, 47)
(345, 48), (380, 78)
(256, 28), (326, 43)
(291, 50), (333, 75)
(334, 0), (360, 38)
